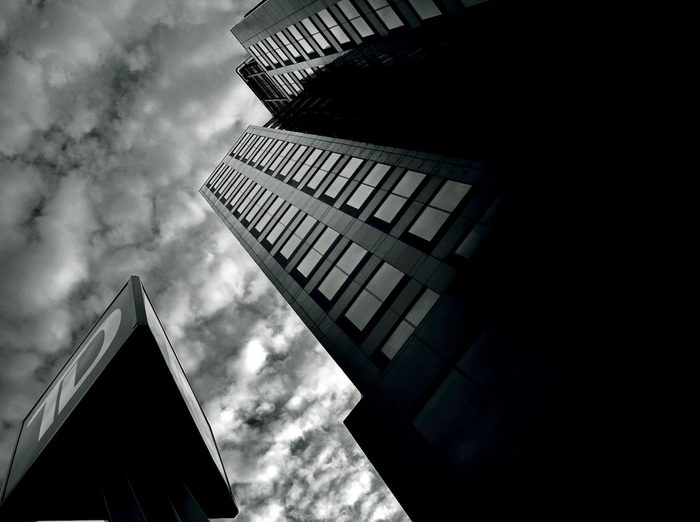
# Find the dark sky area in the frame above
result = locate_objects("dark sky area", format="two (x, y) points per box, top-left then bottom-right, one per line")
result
(0, 1), (407, 520)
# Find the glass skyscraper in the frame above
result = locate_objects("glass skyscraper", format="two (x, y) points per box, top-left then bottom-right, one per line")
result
(203, 1), (573, 519)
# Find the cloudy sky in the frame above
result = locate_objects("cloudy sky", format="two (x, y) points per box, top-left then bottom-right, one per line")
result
(0, 1), (407, 520)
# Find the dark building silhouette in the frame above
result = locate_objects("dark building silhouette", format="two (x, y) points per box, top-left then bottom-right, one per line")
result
(0, 276), (237, 522)
(203, 1), (573, 520)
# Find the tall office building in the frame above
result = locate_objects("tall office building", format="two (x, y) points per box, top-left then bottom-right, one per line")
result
(203, 1), (572, 519)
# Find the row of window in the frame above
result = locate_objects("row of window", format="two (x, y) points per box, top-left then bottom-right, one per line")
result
(206, 170), (441, 360)
(246, 0), (444, 72)
(225, 133), (473, 246)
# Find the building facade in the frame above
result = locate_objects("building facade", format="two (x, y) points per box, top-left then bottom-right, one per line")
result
(200, 123), (571, 519)
(202, 0), (572, 519)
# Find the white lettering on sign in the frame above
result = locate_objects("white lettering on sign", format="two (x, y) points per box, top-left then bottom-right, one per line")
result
(26, 308), (122, 444)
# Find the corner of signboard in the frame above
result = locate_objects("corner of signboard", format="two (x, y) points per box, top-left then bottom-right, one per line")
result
(128, 275), (149, 327)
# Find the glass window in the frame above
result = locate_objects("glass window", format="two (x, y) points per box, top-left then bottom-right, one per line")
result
(244, 189), (272, 224)
(455, 224), (488, 259)
(366, 262), (403, 300)
(393, 171), (425, 197)
(345, 162), (389, 209)
(248, 45), (270, 68)
(269, 142), (294, 172)
(292, 148), (322, 182)
(380, 288), (439, 359)
(302, 18), (332, 51)
(367, 0), (404, 30)
(277, 30), (301, 59)
(373, 170), (425, 224)
(305, 152), (341, 190)
(214, 169), (234, 193)
(265, 205), (298, 245)
(279, 214), (317, 260)
(323, 157), (364, 199)
(266, 36), (289, 62)
(232, 133), (253, 157)
(279, 145), (308, 177)
(243, 135), (264, 160)
(259, 140), (283, 168)
(236, 184), (262, 215)
(238, 134), (259, 158)
(337, 0), (375, 37)
(407, 207), (449, 241)
(318, 8), (352, 44)
(345, 291), (382, 330)
(209, 164), (227, 188)
(295, 227), (339, 277)
(258, 40), (279, 65)
(318, 267), (347, 300)
(405, 288), (439, 326)
(251, 137), (273, 164)
(345, 261), (403, 331)
(381, 321), (413, 359)
(219, 171), (241, 197)
(317, 242), (367, 299)
(337, 242), (367, 274)
(408, 180), (471, 241)
(297, 249), (322, 278)
(223, 173), (245, 202)
(289, 24), (316, 55)
(430, 180), (471, 211)
(255, 196), (283, 232)
(228, 179), (252, 208)
(407, 0), (442, 20)
(374, 194), (406, 223)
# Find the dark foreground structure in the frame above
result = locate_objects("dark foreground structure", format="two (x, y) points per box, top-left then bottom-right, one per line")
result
(0, 276), (237, 521)
(203, 0), (574, 520)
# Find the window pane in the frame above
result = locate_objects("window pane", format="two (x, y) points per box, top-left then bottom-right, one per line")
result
(338, 0), (361, 19)
(295, 215), (317, 238)
(455, 224), (488, 259)
(364, 163), (390, 186)
(315, 228), (339, 253)
(318, 267), (347, 299)
(306, 168), (328, 190)
(266, 223), (285, 244)
(280, 234), (302, 259)
(381, 321), (413, 359)
(351, 17), (374, 37)
(374, 194), (406, 223)
(269, 142), (294, 171)
(376, 6), (403, 29)
(393, 171), (425, 197)
(346, 184), (374, 209)
(318, 9), (338, 28)
(320, 152), (341, 172)
(345, 290), (382, 330)
(368, 0), (389, 8)
(324, 176), (349, 199)
(312, 32), (332, 50)
(288, 25), (304, 40)
(337, 243), (367, 274)
(408, 0), (442, 20)
(366, 262), (403, 300)
(296, 248), (322, 277)
(331, 25), (351, 44)
(405, 289), (439, 327)
(408, 207), (449, 241)
(302, 18), (319, 34)
(430, 181), (471, 211)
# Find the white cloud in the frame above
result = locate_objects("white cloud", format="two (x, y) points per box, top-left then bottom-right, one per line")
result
(0, 0), (410, 519)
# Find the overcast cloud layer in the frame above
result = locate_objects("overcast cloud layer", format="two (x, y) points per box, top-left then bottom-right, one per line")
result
(0, 1), (407, 520)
